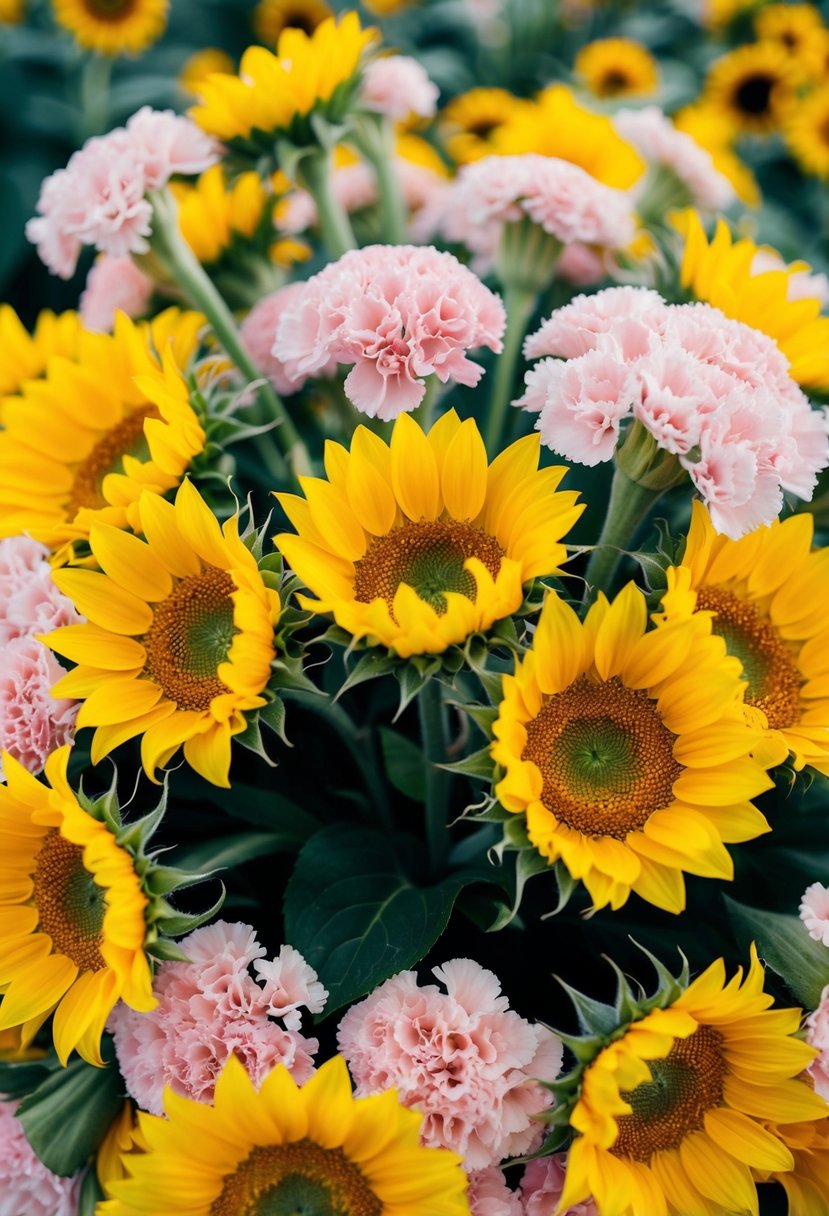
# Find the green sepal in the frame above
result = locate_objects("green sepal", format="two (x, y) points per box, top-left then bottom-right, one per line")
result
(114, 783), (169, 853)
(438, 745), (494, 782)
(556, 979), (619, 1036)
(79, 1169), (105, 1216)
(143, 863), (221, 898)
(17, 1037), (123, 1177)
(148, 883), (226, 938)
(144, 937), (193, 963)
(259, 696), (289, 745)
(234, 712), (279, 767)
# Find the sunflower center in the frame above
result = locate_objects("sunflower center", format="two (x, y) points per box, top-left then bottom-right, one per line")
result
(522, 676), (681, 839)
(613, 1026), (727, 1162)
(209, 1142), (382, 1216)
(353, 520), (505, 616)
(599, 69), (631, 96)
(67, 406), (158, 515)
(696, 587), (801, 730)
(142, 567), (237, 712)
(467, 117), (500, 138)
(734, 73), (775, 117)
(32, 830), (107, 973)
(81, 0), (139, 22)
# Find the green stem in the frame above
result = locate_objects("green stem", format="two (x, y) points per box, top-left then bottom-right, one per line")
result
(418, 677), (451, 875)
(79, 53), (112, 140)
(149, 188), (311, 481)
(350, 116), (408, 244)
(300, 150), (357, 258)
(583, 465), (664, 597)
(484, 284), (536, 455)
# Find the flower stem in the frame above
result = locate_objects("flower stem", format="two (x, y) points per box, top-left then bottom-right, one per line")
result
(299, 149), (357, 259)
(484, 284), (536, 456)
(418, 677), (451, 875)
(149, 188), (311, 481)
(78, 53), (112, 140)
(583, 465), (664, 597)
(349, 115), (408, 244)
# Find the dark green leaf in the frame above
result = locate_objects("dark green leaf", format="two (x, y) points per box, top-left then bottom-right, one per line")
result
(378, 727), (426, 803)
(725, 897), (829, 1008)
(174, 832), (297, 872)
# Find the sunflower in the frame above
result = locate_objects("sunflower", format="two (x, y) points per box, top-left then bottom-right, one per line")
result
(761, 1117), (829, 1213)
(0, 310), (205, 551)
(0, 0), (25, 23)
(755, 3), (825, 61)
(190, 14), (376, 145)
(99, 1054), (470, 1216)
(275, 411), (583, 659)
(492, 583), (773, 913)
(179, 48), (234, 97)
(704, 41), (799, 135)
(0, 747), (154, 1067)
(0, 305), (81, 399)
(492, 84), (646, 189)
(46, 480), (280, 788)
(253, 0), (332, 44)
(575, 38), (659, 100)
(172, 165), (270, 266)
(680, 210), (829, 390)
(439, 88), (525, 165)
(660, 501), (829, 777)
(52, 0), (168, 55)
(674, 103), (761, 206)
(557, 949), (829, 1216)
(786, 85), (829, 179)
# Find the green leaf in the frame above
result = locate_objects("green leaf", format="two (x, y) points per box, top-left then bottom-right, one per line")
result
(284, 826), (488, 1013)
(378, 727), (426, 803)
(174, 831), (298, 873)
(18, 1039), (123, 1177)
(0, 1056), (55, 1100)
(724, 897), (829, 1008)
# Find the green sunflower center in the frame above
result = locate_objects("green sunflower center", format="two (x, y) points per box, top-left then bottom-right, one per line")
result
(353, 520), (505, 616)
(67, 405), (157, 516)
(143, 567), (237, 712)
(33, 830), (107, 972)
(210, 1142), (382, 1216)
(522, 675), (681, 839)
(734, 73), (775, 117)
(614, 1025), (727, 1162)
(696, 587), (801, 730)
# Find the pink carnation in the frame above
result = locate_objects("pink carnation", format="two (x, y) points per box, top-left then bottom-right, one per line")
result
(254, 944), (329, 1030)
(79, 255), (154, 332)
(519, 287), (829, 538)
(806, 984), (829, 1102)
(0, 638), (78, 782)
(26, 108), (219, 279)
(520, 1156), (598, 1216)
(361, 55), (439, 121)
(0, 536), (82, 646)
(468, 1167), (523, 1216)
(272, 245), (505, 418)
(240, 283), (335, 395)
(801, 881), (829, 947)
(337, 957), (563, 1170)
(108, 921), (324, 1115)
(614, 107), (736, 212)
(0, 1098), (81, 1216)
(417, 155), (635, 271)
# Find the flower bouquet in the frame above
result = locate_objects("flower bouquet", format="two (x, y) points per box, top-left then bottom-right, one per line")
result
(2, 2), (829, 1214)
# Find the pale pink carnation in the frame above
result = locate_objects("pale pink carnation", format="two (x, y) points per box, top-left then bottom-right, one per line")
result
(0, 536), (82, 646)
(0, 1098), (81, 1216)
(520, 1156), (598, 1216)
(519, 289), (829, 538)
(79, 255), (154, 332)
(417, 155), (635, 271)
(0, 638), (78, 782)
(801, 881), (829, 947)
(468, 1167), (523, 1216)
(254, 944), (329, 1031)
(279, 157), (446, 237)
(555, 244), (610, 287)
(240, 283), (335, 395)
(614, 107), (736, 212)
(806, 984), (829, 1102)
(337, 957), (563, 1171)
(361, 56), (439, 121)
(272, 245), (505, 418)
(27, 108), (219, 279)
(108, 921), (324, 1115)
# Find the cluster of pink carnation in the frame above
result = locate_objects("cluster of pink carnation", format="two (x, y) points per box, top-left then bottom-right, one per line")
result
(0, 535), (82, 781)
(614, 107), (736, 213)
(517, 285), (829, 538)
(467, 1158), (598, 1216)
(800, 881), (829, 947)
(805, 984), (829, 1102)
(79, 254), (154, 332)
(26, 107), (220, 279)
(241, 282), (329, 395)
(279, 155), (446, 240)
(108, 921), (326, 1115)
(360, 55), (439, 121)
(0, 1097), (81, 1216)
(415, 154), (635, 272)
(270, 245), (506, 418)
(337, 957), (562, 1170)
